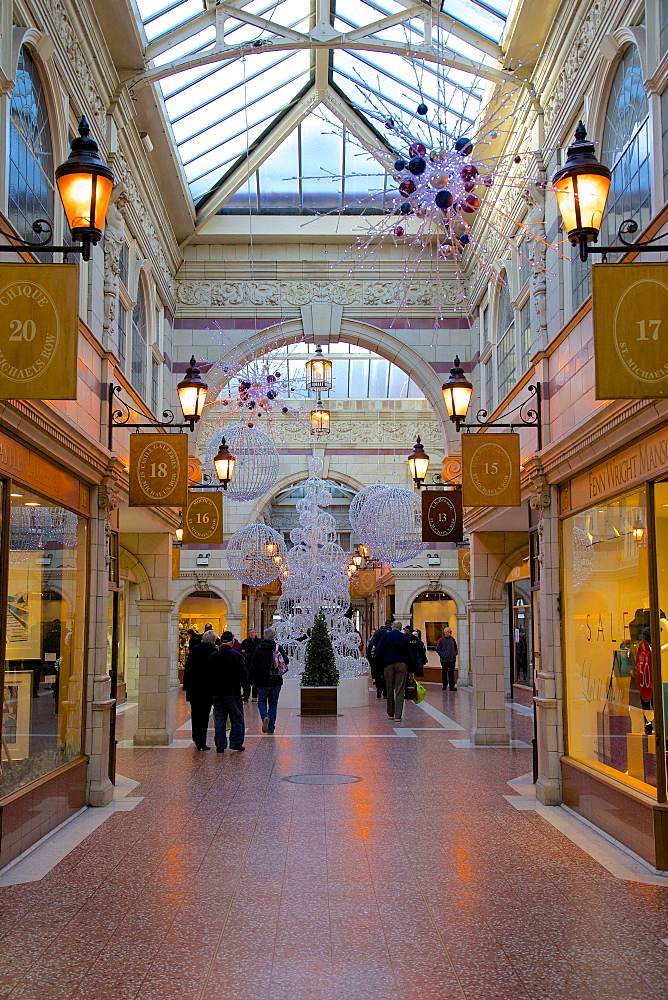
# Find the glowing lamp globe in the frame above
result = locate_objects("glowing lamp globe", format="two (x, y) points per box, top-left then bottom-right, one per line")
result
(552, 121), (611, 250)
(310, 402), (330, 436)
(212, 437), (236, 489)
(407, 436), (430, 487)
(177, 356), (208, 422)
(55, 117), (114, 260)
(442, 356), (473, 430)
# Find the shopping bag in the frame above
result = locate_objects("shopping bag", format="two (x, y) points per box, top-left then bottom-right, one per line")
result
(415, 681), (426, 704)
(405, 677), (418, 701)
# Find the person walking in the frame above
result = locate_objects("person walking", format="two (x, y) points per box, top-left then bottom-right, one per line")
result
(207, 631), (248, 752)
(240, 628), (261, 702)
(410, 629), (428, 677)
(250, 627), (289, 734)
(182, 629), (218, 750)
(373, 621), (414, 722)
(367, 620), (392, 699)
(436, 627), (458, 691)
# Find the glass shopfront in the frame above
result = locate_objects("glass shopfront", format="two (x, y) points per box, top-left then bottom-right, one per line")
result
(563, 483), (667, 796)
(1, 486), (87, 797)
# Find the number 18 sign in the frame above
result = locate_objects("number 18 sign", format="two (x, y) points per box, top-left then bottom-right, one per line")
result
(129, 433), (189, 507)
(592, 263), (668, 400)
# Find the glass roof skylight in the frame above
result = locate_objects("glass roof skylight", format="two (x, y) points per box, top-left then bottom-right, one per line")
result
(134, 0), (514, 212)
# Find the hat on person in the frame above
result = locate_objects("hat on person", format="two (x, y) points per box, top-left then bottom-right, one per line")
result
(204, 623), (213, 631)
(263, 627), (276, 641)
(201, 629), (217, 644)
(220, 630), (235, 643)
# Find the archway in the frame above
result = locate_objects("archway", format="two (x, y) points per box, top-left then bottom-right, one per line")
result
(200, 318), (457, 452)
(177, 590), (228, 676)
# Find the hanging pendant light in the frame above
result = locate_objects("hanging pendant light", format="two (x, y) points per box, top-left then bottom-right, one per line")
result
(213, 437), (236, 489)
(305, 344), (333, 391)
(310, 395), (331, 436)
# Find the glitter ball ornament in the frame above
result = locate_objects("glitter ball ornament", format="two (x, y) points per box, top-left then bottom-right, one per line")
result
(226, 523), (286, 586)
(349, 482), (387, 535)
(355, 485), (425, 565)
(206, 424), (279, 502)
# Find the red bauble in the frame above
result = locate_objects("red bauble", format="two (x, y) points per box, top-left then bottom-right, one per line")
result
(393, 226), (405, 237)
(399, 179), (416, 196)
(408, 142), (427, 157)
(514, 155), (521, 163)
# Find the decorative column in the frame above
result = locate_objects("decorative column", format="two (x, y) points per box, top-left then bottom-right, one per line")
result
(531, 475), (563, 805)
(455, 612), (469, 686)
(467, 530), (526, 745)
(134, 599), (175, 745)
(86, 482), (118, 806)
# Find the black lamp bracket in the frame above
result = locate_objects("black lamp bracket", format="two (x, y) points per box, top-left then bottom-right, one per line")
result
(456, 382), (542, 450)
(108, 382), (195, 450)
(189, 473), (227, 492)
(0, 218), (90, 259)
(577, 217), (668, 262)
(416, 473), (463, 491)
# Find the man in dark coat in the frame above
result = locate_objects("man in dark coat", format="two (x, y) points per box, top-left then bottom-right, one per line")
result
(436, 627), (458, 691)
(240, 628), (261, 702)
(182, 630), (217, 750)
(373, 621), (414, 722)
(367, 620), (392, 699)
(207, 632), (248, 752)
(249, 627), (289, 734)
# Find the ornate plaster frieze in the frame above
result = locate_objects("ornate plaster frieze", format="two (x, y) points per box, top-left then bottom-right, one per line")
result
(543, 0), (610, 133)
(112, 156), (174, 297)
(267, 417), (442, 446)
(50, 2), (106, 131)
(176, 278), (468, 311)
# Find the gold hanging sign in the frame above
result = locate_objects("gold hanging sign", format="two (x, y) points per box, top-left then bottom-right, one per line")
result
(457, 546), (470, 580)
(593, 263), (668, 400)
(183, 491), (223, 545)
(462, 432), (521, 507)
(129, 433), (189, 507)
(421, 490), (463, 543)
(0, 263), (79, 399)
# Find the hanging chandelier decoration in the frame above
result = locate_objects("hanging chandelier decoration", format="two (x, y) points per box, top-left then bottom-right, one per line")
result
(204, 423), (279, 503)
(354, 484), (425, 565)
(226, 523), (286, 587)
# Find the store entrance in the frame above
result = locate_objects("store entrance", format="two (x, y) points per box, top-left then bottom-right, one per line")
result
(177, 592), (227, 681)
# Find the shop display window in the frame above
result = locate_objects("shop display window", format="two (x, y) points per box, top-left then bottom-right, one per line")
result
(563, 488), (659, 793)
(655, 481), (668, 798)
(1, 488), (87, 797)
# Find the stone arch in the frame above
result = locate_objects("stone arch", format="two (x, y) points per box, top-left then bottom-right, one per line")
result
(173, 581), (229, 610)
(201, 317), (458, 452)
(120, 547), (153, 600)
(588, 30), (648, 158)
(405, 582), (467, 616)
(490, 542), (530, 603)
(252, 469), (367, 521)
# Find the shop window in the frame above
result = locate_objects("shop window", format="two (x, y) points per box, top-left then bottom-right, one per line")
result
(484, 358), (494, 413)
(571, 240), (592, 310)
(519, 299), (531, 371)
(497, 281), (516, 400)
(601, 45), (651, 252)
(8, 46), (54, 258)
(151, 356), (160, 414)
(1, 488), (87, 797)
(662, 88), (668, 202)
(655, 482), (668, 799)
(562, 488), (657, 795)
(131, 281), (148, 399)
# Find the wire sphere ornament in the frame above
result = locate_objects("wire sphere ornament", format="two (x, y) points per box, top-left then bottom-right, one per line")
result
(356, 485), (425, 565)
(348, 482), (387, 534)
(206, 423), (279, 502)
(10, 506), (78, 553)
(226, 523), (286, 586)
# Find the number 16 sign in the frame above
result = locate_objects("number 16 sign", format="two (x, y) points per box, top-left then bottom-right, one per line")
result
(129, 433), (189, 507)
(592, 263), (668, 400)
(183, 491), (223, 545)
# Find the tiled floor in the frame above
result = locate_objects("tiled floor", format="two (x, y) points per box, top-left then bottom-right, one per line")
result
(3, 685), (668, 999)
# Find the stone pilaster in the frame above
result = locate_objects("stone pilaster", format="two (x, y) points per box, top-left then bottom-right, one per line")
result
(134, 599), (175, 746)
(468, 599), (509, 745)
(455, 612), (470, 686)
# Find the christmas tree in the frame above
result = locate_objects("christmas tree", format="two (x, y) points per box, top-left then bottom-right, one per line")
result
(302, 610), (340, 687)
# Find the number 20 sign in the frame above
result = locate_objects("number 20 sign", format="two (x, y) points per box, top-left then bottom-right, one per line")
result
(592, 263), (668, 400)
(129, 433), (189, 508)
(0, 264), (79, 399)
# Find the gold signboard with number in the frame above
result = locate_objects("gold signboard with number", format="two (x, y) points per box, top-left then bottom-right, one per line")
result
(458, 546), (470, 580)
(129, 433), (188, 507)
(0, 263), (79, 399)
(421, 490), (463, 543)
(462, 432), (521, 507)
(183, 491), (223, 545)
(593, 263), (668, 400)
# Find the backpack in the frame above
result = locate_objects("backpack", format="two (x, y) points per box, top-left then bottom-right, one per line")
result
(271, 647), (288, 676)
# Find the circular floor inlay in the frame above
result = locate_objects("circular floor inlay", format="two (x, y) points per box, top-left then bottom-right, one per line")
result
(283, 773), (361, 785)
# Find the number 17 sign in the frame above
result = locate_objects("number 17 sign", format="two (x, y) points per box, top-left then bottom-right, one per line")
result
(592, 263), (668, 400)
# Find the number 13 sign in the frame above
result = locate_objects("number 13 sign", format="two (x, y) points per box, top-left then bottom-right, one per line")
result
(129, 433), (189, 507)
(592, 263), (668, 400)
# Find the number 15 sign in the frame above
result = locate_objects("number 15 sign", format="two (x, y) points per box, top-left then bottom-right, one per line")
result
(592, 263), (668, 400)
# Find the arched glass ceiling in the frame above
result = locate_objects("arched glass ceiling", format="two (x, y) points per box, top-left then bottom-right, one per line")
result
(258, 341), (424, 398)
(134, 0), (515, 211)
